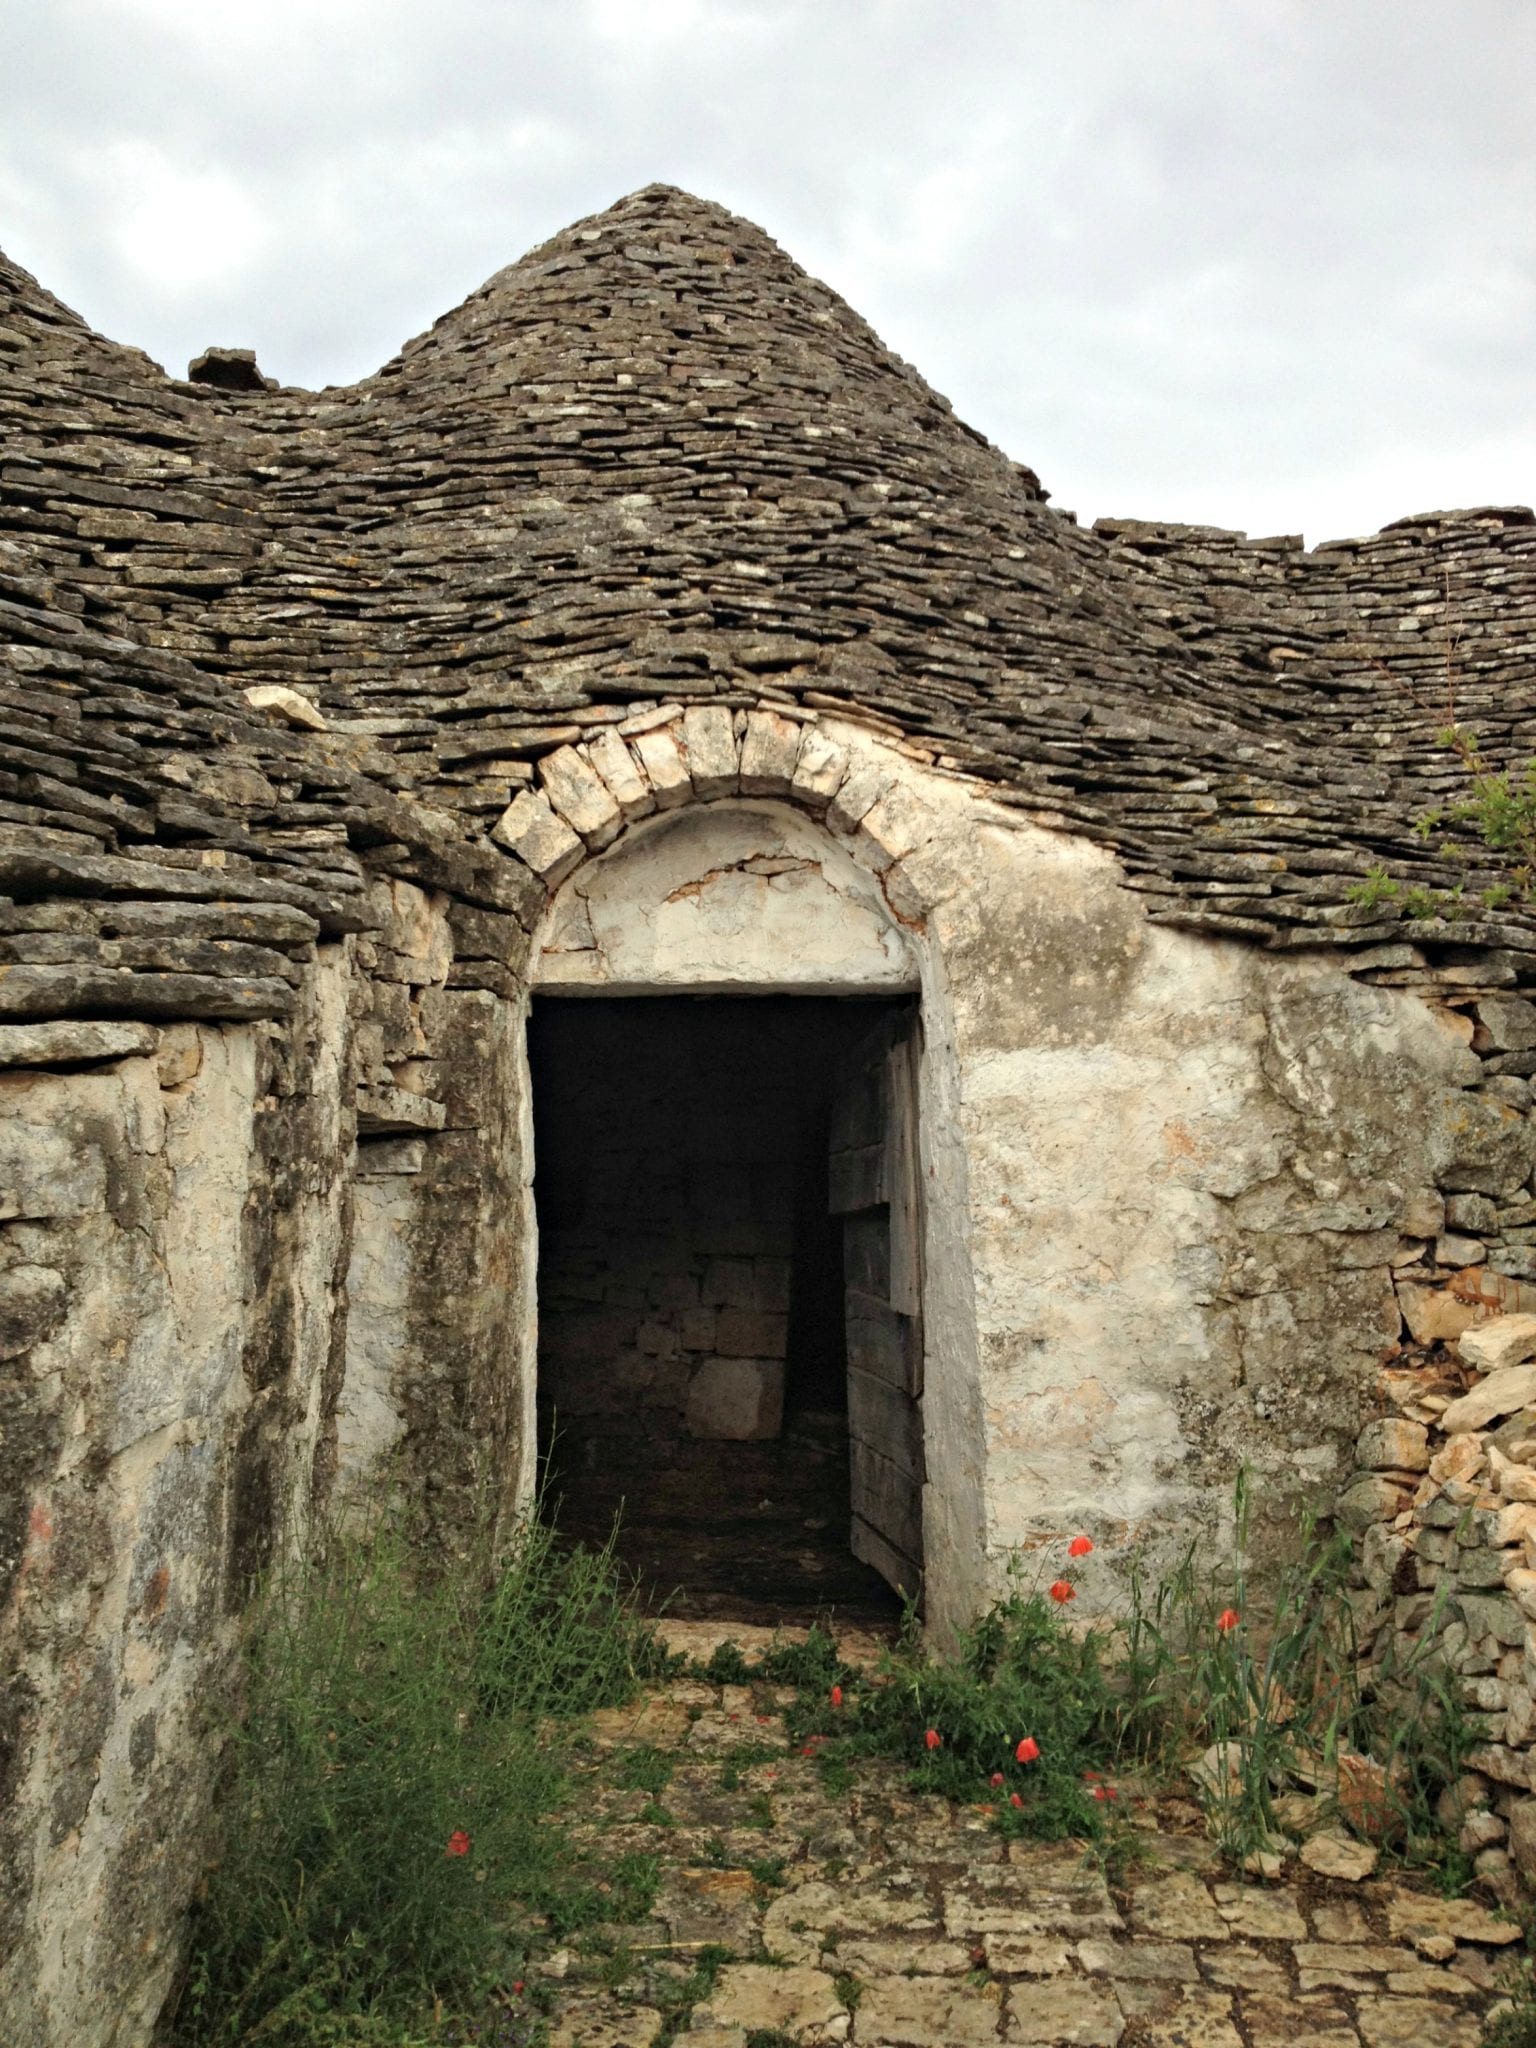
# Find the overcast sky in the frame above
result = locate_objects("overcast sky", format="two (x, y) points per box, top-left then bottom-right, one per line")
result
(2, 0), (1532, 544)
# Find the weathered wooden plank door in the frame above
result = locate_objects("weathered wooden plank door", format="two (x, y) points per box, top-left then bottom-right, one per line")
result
(828, 1007), (924, 1603)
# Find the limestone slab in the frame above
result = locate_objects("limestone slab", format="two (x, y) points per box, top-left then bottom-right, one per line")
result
(1076, 1938), (1198, 1983)
(855, 1973), (1021, 2046)
(585, 727), (656, 822)
(1382, 1891), (1521, 1944)
(538, 744), (623, 849)
(1212, 1885), (1306, 1941)
(693, 1962), (848, 2041)
(243, 682), (326, 729)
(548, 1995), (663, 2047)
(0, 1020), (158, 1066)
(1459, 1312), (1536, 1374)
(1442, 1358), (1536, 1432)
(1127, 1873), (1227, 1942)
(738, 709), (802, 795)
(631, 726), (692, 808)
(942, 1855), (1123, 1939)
(492, 788), (584, 884)
(1299, 1832), (1378, 1881)
(1354, 1997), (1484, 2048)
(790, 725), (849, 810)
(1110, 1983), (1238, 2048)
(682, 705), (739, 800)
(1236, 1995), (1360, 2048)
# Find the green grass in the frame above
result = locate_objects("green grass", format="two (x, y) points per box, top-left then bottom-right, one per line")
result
(615, 1746), (674, 1795)
(651, 1944), (734, 2047)
(160, 1504), (664, 2045)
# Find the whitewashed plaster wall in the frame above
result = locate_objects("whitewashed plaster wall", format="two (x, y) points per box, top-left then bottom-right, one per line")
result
(537, 800), (915, 994)
(528, 716), (1525, 1634)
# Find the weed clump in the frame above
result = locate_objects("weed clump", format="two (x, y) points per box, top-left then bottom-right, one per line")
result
(701, 1474), (1480, 1879)
(163, 1506), (664, 2045)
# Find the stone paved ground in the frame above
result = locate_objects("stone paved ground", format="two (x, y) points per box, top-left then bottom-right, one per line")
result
(530, 1624), (1524, 2048)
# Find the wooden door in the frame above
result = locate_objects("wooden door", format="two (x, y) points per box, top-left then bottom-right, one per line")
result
(828, 1008), (924, 1602)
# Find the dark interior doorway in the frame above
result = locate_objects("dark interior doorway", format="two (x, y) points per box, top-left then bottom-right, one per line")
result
(529, 994), (911, 1624)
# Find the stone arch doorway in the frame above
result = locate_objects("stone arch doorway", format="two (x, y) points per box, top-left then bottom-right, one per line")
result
(525, 792), (962, 1622)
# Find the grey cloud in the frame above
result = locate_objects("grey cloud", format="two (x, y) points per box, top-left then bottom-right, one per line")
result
(1, 0), (1531, 541)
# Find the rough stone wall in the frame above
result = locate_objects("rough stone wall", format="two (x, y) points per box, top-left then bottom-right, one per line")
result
(937, 803), (1536, 1600)
(1341, 1315), (1536, 1898)
(339, 878), (536, 1536)
(0, 956), (356, 2044)
(0, 871), (539, 2048)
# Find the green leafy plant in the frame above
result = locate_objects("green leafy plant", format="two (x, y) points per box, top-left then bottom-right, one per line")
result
(163, 1501), (660, 2044)
(751, 1626), (848, 1690)
(1401, 883), (1449, 920)
(757, 1473), (1483, 1879)
(779, 1543), (1121, 1847)
(832, 1971), (864, 2011)
(1347, 866), (1399, 910)
(699, 1640), (752, 1684)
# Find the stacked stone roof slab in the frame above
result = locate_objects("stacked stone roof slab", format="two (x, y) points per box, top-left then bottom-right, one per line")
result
(3, 182), (1535, 1021)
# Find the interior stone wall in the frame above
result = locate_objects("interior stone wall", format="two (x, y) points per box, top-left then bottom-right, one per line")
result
(533, 997), (892, 1451)
(535, 1003), (796, 1444)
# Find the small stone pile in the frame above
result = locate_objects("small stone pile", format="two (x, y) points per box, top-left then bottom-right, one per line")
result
(1346, 1310), (1536, 1893)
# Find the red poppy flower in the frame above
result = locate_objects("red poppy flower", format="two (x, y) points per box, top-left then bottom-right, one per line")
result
(1091, 1784), (1119, 1802)
(1216, 1608), (1241, 1632)
(445, 1830), (471, 1858)
(1010, 1792), (1023, 1808)
(830, 1685), (843, 1708)
(512, 1982), (524, 1996)
(1068, 1535), (1094, 1558)
(990, 1771), (1005, 1787)
(1015, 1736), (1040, 1763)
(925, 1728), (942, 1750)
(1048, 1581), (1076, 1604)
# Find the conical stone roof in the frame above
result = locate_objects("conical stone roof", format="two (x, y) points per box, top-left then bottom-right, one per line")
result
(3, 183), (1536, 1012)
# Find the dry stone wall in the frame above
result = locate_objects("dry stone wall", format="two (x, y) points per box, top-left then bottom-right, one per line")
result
(1345, 1314), (1536, 1898)
(3, 176), (1536, 2040)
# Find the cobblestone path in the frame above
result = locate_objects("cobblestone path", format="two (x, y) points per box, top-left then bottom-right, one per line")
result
(537, 1625), (1518, 2048)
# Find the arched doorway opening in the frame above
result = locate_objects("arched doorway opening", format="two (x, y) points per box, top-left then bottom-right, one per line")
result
(526, 797), (943, 1624)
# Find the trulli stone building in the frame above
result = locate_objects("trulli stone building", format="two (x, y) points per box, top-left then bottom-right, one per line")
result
(1, 185), (1534, 2037)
